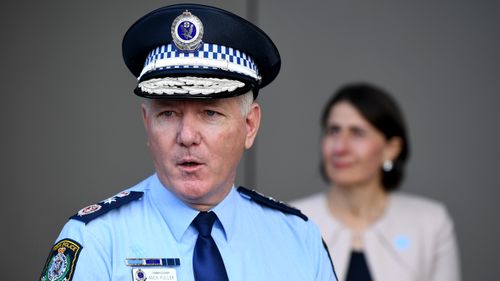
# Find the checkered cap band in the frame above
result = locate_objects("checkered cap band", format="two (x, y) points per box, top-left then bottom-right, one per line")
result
(139, 43), (260, 81)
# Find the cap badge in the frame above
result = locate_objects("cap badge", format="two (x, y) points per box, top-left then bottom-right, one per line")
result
(171, 10), (204, 51)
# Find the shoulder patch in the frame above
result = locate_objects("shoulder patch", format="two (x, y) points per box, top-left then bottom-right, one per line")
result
(40, 238), (82, 281)
(70, 191), (143, 224)
(237, 186), (308, 221)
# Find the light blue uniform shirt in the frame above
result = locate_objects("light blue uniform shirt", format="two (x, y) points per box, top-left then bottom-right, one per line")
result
(52, 174), (336, 280)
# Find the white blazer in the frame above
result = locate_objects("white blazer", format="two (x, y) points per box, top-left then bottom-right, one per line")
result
(291, 192), (461, 281)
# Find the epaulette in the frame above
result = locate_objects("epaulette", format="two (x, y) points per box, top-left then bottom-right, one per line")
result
(69, 191), (143, 224)
(237, 186), (308, 221)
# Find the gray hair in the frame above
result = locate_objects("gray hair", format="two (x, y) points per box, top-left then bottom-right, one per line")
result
(238, 91), (255, 116)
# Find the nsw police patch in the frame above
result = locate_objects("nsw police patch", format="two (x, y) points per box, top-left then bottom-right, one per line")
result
(40, 238), (82, 281)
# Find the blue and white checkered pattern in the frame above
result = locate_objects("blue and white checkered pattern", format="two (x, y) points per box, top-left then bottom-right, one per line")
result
(139, 43), (260, 81)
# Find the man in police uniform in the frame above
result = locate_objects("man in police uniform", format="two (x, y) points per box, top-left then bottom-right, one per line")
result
(40, 4), (337, 281)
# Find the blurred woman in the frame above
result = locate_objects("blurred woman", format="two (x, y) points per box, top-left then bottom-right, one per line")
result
(291, 83), (460, 281)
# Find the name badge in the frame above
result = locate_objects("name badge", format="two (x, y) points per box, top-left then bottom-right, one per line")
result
(132, 268), (177, 281)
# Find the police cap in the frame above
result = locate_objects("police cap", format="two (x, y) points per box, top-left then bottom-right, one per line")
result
(122, 3), (281, 99)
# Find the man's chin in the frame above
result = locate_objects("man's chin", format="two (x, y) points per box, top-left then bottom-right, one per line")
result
(171, 180), (232, 210)
(173, 181), (213, 200)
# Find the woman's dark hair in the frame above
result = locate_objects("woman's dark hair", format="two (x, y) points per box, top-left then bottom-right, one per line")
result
(320, 82), (410, 191)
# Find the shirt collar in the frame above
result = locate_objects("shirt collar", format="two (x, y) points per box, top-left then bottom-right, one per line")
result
(149, 174), (237, 242)
(211, 186), (238, 242)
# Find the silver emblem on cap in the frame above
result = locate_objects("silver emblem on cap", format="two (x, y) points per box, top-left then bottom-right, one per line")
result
(171, 10), (204, 51)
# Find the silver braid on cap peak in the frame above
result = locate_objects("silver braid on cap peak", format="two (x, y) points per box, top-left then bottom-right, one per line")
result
(138, 76), (245, 95)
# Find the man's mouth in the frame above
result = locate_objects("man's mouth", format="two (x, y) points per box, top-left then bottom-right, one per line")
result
(180, 161), (200, 167)
(177, 158), (204, 171)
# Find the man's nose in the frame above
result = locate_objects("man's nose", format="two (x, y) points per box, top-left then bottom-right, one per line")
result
(176, 114), (201, 146)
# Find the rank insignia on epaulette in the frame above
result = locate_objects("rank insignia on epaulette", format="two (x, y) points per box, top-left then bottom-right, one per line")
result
(77, 204), (101, 216)
(40, 238), (82, 281)
(70, 191), (144, 224)
(237, 186), (308, 221)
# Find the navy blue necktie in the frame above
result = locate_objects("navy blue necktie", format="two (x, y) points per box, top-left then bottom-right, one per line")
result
(192, 211), (229, 281)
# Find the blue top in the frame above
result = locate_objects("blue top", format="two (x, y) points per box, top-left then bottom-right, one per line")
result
(346, 251), (373, 281)
(51, 174), (336, 281)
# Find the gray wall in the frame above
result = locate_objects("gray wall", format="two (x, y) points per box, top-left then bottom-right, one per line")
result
(1, 0), (498, 280)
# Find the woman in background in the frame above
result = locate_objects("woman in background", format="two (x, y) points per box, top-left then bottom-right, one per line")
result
(292, 83), (460, 281)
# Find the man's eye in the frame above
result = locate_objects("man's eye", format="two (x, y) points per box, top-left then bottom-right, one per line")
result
(205, 110), (217, 117)
(161, 111), (174, 117)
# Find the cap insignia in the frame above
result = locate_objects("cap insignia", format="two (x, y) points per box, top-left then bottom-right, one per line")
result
(171, 10), (204, 51)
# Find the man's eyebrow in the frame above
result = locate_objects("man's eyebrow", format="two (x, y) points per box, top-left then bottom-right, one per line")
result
(198, 100), (230, 110)
(152, 100), (182, 108)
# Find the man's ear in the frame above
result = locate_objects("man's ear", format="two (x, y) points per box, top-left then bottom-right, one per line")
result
(141, 102), (150, 129)
(244, 102), (261, 149)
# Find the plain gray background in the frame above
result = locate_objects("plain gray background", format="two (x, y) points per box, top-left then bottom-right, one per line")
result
(1, 0), (499, 280)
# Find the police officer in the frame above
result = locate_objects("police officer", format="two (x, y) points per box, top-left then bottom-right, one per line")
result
(40, 4), (337, 281)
